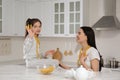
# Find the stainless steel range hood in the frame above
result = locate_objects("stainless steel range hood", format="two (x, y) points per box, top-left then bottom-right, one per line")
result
(92, 0), (120, 30)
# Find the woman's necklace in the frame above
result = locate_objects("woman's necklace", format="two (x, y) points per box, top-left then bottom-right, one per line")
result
(34, 35), (41, 59)
(77, 45), (91, 67)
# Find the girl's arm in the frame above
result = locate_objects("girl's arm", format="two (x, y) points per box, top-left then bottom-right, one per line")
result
(44, 50), (55, 57)
(24, 26), (35, 55)
(44, 50), (71, 69)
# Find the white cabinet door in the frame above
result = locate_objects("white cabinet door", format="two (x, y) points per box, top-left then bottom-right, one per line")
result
(13, 0), (27, 36)
(2, 0), (14, 36)
(68, 1), (81, 35)
(2, 0), (27, 36)
(28, 1), (54, 36)
(0, 0), (2, 34)
(40, 1), (54, 36)
(54, 2), (66, 36)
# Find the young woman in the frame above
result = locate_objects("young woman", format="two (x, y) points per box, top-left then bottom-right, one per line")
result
(76, 26), (102, 72)
(23, 18), (58, 68)
(61, 26), (102, 71)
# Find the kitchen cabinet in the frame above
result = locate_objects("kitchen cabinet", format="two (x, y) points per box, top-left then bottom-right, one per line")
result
(28, 1), (54, 36)
(0, 0), (2, 34)
(1, 0), (29, 36)
(116, 0), (120, 22)
(13, 0), (27, 36)
(1, 0), (15, 36)
(54, 0), (81, 36)
(54, 2), (65, 35)
(1, 0), (23, 36)
(1, 0), (53, 37)
(13, 0), (54, 37)
(1, 0), (89, 37)
(53, 0), (89, 37)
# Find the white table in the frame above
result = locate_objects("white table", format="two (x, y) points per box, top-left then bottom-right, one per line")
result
(0, 64), (120, 80)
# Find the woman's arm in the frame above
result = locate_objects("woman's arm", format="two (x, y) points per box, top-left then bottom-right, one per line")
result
(59, 61), (71, 69)
(80, 55), (99, 72)
(80, 55), (91, 70)
(91, 59), (99, 71)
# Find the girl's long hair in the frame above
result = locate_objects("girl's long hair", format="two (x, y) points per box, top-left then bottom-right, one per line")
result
(25, 18), (42, 37)
(80, 26), (103, 71)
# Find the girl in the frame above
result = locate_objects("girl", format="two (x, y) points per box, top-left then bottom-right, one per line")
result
(23, 18), (58, 68)
(76, 26), (102, 72)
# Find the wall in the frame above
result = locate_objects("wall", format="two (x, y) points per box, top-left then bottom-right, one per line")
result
(0, 37), (80, 64)
(0, 37), (24, 62)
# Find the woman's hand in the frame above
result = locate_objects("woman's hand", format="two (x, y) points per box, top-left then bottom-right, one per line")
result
(80, 54), (87, 65)
(79, 54), (91, 70)
(45, 50), (55, 57)
(26, 25), (34, 38)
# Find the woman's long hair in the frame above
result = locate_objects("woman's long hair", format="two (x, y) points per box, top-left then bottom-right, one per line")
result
(25, 18), (42, 37)
(80, 26), (103, 71)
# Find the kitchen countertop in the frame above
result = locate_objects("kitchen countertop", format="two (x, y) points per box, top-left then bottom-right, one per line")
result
(0, 64), (120, 80)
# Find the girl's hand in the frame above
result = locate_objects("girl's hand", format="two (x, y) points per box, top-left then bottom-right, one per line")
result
(45, 50), (55, 57)
(26, 25), (34, 38)
(80, 54), (87, 64)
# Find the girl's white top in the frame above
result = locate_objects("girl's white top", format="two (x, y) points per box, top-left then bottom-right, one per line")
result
(23, 35), (41, 67)
(23, 35), (59, 68)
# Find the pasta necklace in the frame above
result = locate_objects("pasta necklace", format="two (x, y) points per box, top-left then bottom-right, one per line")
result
(77, 45), (91, 67)
(34, 35), (41, 59)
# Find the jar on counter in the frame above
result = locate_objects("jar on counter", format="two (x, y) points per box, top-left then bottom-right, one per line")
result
(109, 58), (119, 68)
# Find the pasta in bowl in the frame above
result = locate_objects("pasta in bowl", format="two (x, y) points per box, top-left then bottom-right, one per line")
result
(37, 59), (58, 75)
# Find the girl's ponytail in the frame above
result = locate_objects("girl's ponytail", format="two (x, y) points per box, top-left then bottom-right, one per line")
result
(26, 18), (32, 26)
(25, 18), (32, 37)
